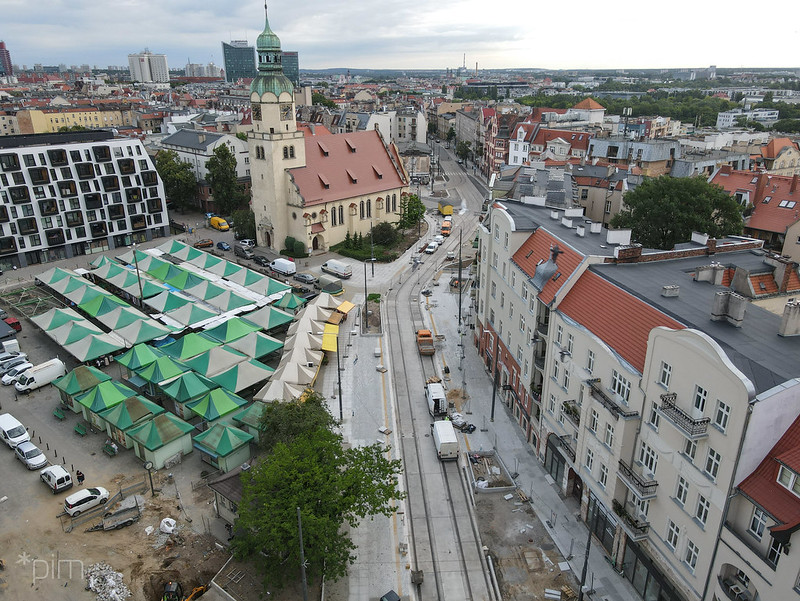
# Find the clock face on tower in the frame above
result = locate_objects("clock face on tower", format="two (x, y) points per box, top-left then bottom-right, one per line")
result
(252, 105), (261, 121)
(280, 103), (292, 121)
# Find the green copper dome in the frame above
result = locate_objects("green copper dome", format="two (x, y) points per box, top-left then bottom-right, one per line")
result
(250, 8), (294, 97)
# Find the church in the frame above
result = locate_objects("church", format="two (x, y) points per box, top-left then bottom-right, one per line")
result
(248, 10), (409, 252)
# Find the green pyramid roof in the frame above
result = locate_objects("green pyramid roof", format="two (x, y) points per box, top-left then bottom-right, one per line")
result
(135, 355), (189, 384)
(182, 345), (248, 377)
(53, 322), (102, 345)
(188, 252), (224, 270)
(31, 307), (80, 331)
(147, 262), (186, 282)
(127, 413), (194, 451)
(209, 359), (274, 393)
(233, 402), (266, 429)
(158, 239), (191, 256)
(186, 388), (248, 421)
(64, 335), (125, 362)
(184, 280), (226, 301)
(89, 255), (115, 268)
(160, 332), (221, 361)
(98, 395), (165, 430)
(163, 303), (218, 327)
(116, 319), (172, 345)
(171, 245), (204, 262)
(38, 266), (77, 285)
(147, 291), (192, 313)
(78, 294), (128, 317)
(166, 271), (208, 291)
(54, 365), (112, 395)
(115, 343), (165, 370)
(207, 260), (242, 278)
(193, 423), (253, 456)
(101, 306), (144, 330)
(65, 285), (105, 305)
(50, 275), (91, 295)
(266, 277), (291, 295)
(227, 331), (284, 359)
(204, 318), (262, 343)
(76, 380), (136, 413)
(275, 292), (307, 310)
(159, 371), (219, 403)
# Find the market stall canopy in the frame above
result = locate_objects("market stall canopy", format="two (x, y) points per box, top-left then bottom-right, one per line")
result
(64, 333), (125, 362)
(287, 315), (327, 337)
(183, 345), (248, 378)
(204, 290), (253, 313)
(282, 331), (323, 352)
(233, 402), (266, 430)
(49, 320), (104, 346)
(36, 266), (78, 285)
(127, 413), (194, 451)
(336, 300), (356, 315)
(275, 292), (306, 311)
(49, 275), (91, 296)
(92, 261), (126, 281)
(116, 343), (165, 370)
(226, 331), (284, 359)
(187, 251), (224, 271)
(269, 361), (317, 387)
(163, 303), (218, 328)
(184, 280), (227, 302)
(186, 388), (248, 421)
(206, 260), (243, 278)
(79, 294), (128, 317)
(54, 365), (112, 396)
(321, 323), (340, 353)
(146, 291), (193, 314)
(76, 380), (137, 413)
(100, 306), (147, 330)
(209, 359), (274, 393)
(225, 267), (266, 288)
(64, 284), (106, 306)
(115, 319), (173, 346)
(204, 318), (262, 344)
(253, 380), (308, 403)
(168, 244), (204, 262)
(119, 277), (165, 299)
(165, 270), (208, 291)
(280, 345), (323, 367)
(193, 423), (253, 457)
(31, 307), (84, 331)
(135, 355), (189, 384)
(130, 254), (164, 273)
(157, 239), (191, 256)
(159, 370), (219, 403)
(311, 292), (342, 311)
(297, 304), (333, 323)
(98, 395), (165, 431)
(160, 332), (221, 361)
(89, 255), (116, 269)
(115, 248), (150, 267)
(147, 261), (186, 283)
(243, 305), (294, 331)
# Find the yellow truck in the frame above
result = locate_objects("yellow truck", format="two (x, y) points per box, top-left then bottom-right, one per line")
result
(209, 216), (229, 231)
(416, 329), (435, 355)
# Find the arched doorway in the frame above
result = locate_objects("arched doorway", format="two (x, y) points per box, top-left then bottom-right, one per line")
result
(262, 231), (272, 249)
(312, 235), (323, 251)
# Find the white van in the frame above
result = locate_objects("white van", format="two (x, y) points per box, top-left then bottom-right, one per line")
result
(15, 358), (67, 394)
(431, 421), (458, 461)
(0, 413), (30, 449)
(270, 258), (297, 277)
(321, 259), (353, 279)
(41, 465), (73, 494)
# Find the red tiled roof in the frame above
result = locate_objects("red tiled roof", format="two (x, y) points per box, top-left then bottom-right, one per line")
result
(787, 269), (800, 292)
(739, 413), (800, 535)
(722, 268), (735, 288)
(748, 176), (800, 234)
(558, 271), (684, 372)
(289, 130), (406, 207)
(297, 123), (332, 136)
(531, 128), (592, 151)
(761, 137), (799, 159)
(510, 228), (583, 306)
(572, 98), (605, 110)
(750, 273), (779, 296)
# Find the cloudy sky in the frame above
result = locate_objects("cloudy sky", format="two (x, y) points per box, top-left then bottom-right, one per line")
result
(3, 0), (799, 72)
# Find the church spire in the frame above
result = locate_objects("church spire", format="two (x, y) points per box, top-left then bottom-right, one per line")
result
(251, 3), (294, 96)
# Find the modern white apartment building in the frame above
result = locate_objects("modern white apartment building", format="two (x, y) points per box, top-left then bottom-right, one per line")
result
(0, 130), (169, 270)
(716, 108), (780, 129)
(128, 50), (169, 83)
(474, 198), (800, 601)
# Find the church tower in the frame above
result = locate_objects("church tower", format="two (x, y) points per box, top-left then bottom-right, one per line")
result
(248, 6), (305, 249)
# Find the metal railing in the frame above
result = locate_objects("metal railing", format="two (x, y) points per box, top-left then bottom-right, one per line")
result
(562, 400), (581, 428)
(658, 393), (710, 438)
(586, 378), (639, 419)
(534, 355), (545, 370)
(536, 319), (549, 335)
(557, 435), (576, 462)
(617, 459), (658, 499)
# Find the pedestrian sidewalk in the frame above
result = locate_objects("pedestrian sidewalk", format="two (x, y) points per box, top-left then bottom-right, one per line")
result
(424, 283), (641, 601)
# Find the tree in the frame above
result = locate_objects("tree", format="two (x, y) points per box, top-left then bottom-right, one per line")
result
(610, 176), (743, 250)
(155, 149), (197, 212)
(205, 144), (247, 216)
(231, 208), (256, 240)
(371, 221), (398, 246)
(456, 141), (472, 162)
(233, 396), (404, 591)
(446, 127), (456, 143)
(235, 132), (248, 141)
(312, 92), (336, 110)
(398, 194), (425, 230)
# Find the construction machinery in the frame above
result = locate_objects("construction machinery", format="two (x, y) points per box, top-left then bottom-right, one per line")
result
(416, 329), (435, 355)
(163, 581), (208, 601)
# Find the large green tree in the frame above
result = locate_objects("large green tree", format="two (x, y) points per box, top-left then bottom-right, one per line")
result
(231, 208), (256, 241)
(456, 141), (472, 161)
(610, 176), (744, 250)
(232, 397), (404, 591)
(154, 149), (197, 212)
(312, 92), (336, 110)
(205, 144), (247, 216)
(397, 193), (425, 230)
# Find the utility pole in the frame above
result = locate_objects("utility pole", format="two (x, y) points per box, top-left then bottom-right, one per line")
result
(132, 243), (144, 306)
(370, 221), (375, 277)
(577, 503), (595, 601)
(490, 331), (499, 421)
(457, 228), (463, 325)
(363, 262), (368, 324)
(336, 333), (343, 421)
(297, 507), (308, 601)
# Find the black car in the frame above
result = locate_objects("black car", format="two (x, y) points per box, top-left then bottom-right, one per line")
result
(252, 255), (270, 267)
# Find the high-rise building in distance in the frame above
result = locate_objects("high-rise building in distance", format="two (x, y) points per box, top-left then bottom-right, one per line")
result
(0, 41), (13, 77)
(128, 49), (169, 83)
(281, 51), (299, 87)
(222, 41), (256, 83)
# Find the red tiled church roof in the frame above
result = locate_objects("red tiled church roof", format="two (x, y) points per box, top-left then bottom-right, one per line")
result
(572, 98), (605, 110)
(558, 271), (684, 372)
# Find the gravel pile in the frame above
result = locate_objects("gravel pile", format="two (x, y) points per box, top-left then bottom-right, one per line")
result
(85, 562), (131, 601)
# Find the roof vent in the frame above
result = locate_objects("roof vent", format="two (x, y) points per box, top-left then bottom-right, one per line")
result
(576, 225), (585, 237)
(779, 299), (800, 336)
(589, 222), (602, 234)
(661, 285), (680, 297)
(550, 210), (560, 220)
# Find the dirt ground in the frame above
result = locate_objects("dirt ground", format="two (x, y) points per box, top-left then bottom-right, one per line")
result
(475, 492), (581, 601)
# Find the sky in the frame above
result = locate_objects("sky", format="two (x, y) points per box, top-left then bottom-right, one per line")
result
(3, 0), (800, 72)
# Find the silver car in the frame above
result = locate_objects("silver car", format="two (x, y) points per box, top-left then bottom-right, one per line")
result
(1, 362), (32, 385)
(14, 441), (48, 470)
(0, 356), (29, 376)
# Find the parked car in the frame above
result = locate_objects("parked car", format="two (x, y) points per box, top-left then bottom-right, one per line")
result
(0, 309), (8, 320)
(424, 242), (438, 254)
(193, 239), (214, 249)
(239, 238), (256, 249)
(14, 441), (47, 470)
(216, 241), (231, 251)
(0, 351), (22, 365)
(63, 487), (110, 517)
(252, 255), (270, 268)
(434, 234), (444, 246)
(0, 355), (29, 376)
(293, 272), (318, 285)
(1, 362), (32, 385)
(40, 465), (73, 494)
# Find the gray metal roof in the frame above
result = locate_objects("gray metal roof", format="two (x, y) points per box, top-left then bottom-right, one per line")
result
(591, 252), (800, 394)
(161, 129), (224, 151)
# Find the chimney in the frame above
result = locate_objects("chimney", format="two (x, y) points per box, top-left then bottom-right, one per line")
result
(720, 164), (733, 175)
(756, 172), (768, 200)
(711, 291), (747, 327)
(779, 299), (800, 336)
(792, 174), (798, 194)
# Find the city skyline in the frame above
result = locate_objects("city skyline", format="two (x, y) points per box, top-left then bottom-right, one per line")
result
(3, 0), (800, 72)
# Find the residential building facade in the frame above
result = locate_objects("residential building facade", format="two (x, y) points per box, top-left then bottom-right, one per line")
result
(716, 108), (780, 129)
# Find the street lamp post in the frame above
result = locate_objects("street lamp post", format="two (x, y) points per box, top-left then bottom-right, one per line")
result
(131, 243), (144, 306)
(370, 221), (375, 277)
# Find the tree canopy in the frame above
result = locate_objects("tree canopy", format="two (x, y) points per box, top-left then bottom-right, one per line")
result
(205, 144), (247, 216)
(155, 149), (197, 212)
(397, 194), (425, 230)
(231, 395), (404, 591)
(311, 92), (336, 110)
(231, 208), (256, 241)
(610, 176), (744, 250)
(456, 141), (472, 161)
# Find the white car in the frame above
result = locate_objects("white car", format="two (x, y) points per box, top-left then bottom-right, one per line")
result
(424, 242), (438, 254)
(14, 441), (48, 470)
(63, 487), (110, 517)
(434, 235), (445, 246)
(1, 362), (32, 385)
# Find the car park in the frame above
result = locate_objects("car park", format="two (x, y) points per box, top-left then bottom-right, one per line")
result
(293, 272), (318, 285)
(14, 441), (47, 470)
(63, 487), (110, 516)
(216, 241), (231, 251)
(0, 355), (29, 376)
(40, 465), (73, 494)
(1, 362), (32, 385)
(193, 239), (214, 249)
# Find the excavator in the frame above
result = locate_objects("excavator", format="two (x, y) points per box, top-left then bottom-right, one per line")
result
(162, 581), (208, 601)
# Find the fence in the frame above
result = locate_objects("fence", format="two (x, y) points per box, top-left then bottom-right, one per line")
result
(60, 477), (148, 533)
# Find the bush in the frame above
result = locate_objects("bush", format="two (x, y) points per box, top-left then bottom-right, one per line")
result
(367, 293), (381, 302)
(293, 239), (306, 256)
(285, 236), (296, 249)
(371, 222), (398, 246)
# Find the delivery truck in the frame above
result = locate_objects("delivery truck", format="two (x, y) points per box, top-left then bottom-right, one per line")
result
(15, 358), (67, 394)
(431, 420), (458, 461)
(416, 329), (435, 355)
(425, 380), (447, 417)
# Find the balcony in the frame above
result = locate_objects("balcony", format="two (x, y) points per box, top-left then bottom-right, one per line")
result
(536, 319), (549, 336)
(586, 379), (639, 420)
(562, 400), (581, 429)
(617, 459), (658, 500)
(716, 576), (755, 601)
(534, 355), (545, 371)
(612, 499), (650, 542)
(556, 435), (576, 462)
(657, 393), (710, 440)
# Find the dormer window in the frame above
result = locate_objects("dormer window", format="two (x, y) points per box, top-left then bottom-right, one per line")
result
(778, 465), (800, 497)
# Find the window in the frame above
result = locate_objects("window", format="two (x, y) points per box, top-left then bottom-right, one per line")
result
(604, 423), (614, 447)
(585, 448), (594, 471)
(649, 406), (661, 430)
(685, 540), (699, 571)
(612, 370), (631, 403)
(548, 394), (556, 414)
(705, 448), (721, 480)
(667, 520), (680, 549)
(639, 441), (658, 475)
(589, 409), (598, 433)
(563, 370), (570, 390)
(634, 497), (650, 518)
(491, 282), (496, 298)
(659, 362), (672, 387)
(556, 325), (563, 345)
(511, 271), (516, 288)
(504, 232), (509, 249)
(696, 495), (710, 526)
(522, 285), (528, 300)
(684, 438), (697, 461)
(604, 200), (612, 214)
(676, 477), (688, 505)
(586, 350), (594, 373)
(714, 400), (730, 432)
(519, 316), (525, 332)
(694, 385), (708, 413)
(567, 334), (574, 354)
(768, 538), (783, 567)
(599, 464), (608, 487)
(553, 362), (559, 381)
(500, 292), (505, 308)
(749, 507), (767, 540)
(777, 466), (800, 496)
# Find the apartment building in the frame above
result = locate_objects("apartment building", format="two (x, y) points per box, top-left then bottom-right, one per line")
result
(588, 137), (682, 177)
(716, 108), (779, 129)
(0, 130), (169, 269)
(128, 50), (169, 83)
(475, 198), (800, 601)
(15, 106), (138, 134)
